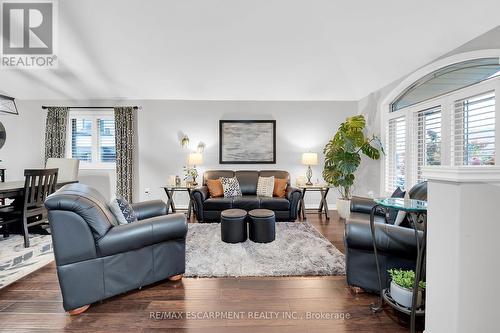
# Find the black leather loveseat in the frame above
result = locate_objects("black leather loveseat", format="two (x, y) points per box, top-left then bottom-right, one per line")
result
(344, 181), (427, 292)
(191, 170), (302, 222)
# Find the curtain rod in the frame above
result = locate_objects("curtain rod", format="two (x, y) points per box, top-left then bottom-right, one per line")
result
(41, 106), (138, 110)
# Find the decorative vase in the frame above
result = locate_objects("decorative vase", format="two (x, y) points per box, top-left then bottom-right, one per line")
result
(336, 198), (351, 219)
(390, 281), (423, 309)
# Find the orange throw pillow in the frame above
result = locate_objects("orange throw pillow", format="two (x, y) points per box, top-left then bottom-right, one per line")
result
(207, 179), (224, 198)
(273, 178), (288, 198)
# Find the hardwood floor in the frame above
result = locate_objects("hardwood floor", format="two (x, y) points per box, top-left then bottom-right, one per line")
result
(0, 211), (420, 332)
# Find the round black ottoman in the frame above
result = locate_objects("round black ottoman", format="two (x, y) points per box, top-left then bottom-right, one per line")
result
(248, 209), (276, 243)
(221, 209), (248, 243)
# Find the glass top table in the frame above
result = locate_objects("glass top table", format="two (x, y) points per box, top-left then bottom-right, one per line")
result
(369, 197), (427, 333)
(373, 198), (427, 212)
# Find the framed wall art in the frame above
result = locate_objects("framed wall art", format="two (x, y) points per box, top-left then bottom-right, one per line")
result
(219, 120), (276, 164)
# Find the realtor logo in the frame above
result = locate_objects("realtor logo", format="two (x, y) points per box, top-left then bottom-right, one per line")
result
(1, 0), (57, 68)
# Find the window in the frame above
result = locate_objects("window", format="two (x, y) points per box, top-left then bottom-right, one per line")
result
(391, 58), (500, 112)
(385, 116), (406, 192)
(384, 61), (499, 194)
(67, 111), (116, 168)
(452, 91), (495, 166)
(415, 106), (442, 182)
(98, 119), (116, 162)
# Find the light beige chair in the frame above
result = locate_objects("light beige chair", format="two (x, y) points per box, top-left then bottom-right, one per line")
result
(45, 158), (80, 182)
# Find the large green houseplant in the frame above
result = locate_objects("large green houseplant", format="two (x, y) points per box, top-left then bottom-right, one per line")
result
(322, 115), (383, 218)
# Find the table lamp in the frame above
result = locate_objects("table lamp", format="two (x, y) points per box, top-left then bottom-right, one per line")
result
(188, 152), (203, 186)
(302, 152), (318, 186)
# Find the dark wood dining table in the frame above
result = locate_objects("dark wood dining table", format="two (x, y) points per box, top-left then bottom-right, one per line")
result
(0, 180), (78, 200)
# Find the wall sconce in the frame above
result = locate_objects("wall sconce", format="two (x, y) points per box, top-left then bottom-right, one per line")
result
(197, 142), (205, 153)
(180, 135), (190, 149)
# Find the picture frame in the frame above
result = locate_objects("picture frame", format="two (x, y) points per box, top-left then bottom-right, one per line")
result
(219, 120), (276, 164)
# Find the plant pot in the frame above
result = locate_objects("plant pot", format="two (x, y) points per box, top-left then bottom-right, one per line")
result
(336, 198), (351, 219)
(390, 281), (423, 309)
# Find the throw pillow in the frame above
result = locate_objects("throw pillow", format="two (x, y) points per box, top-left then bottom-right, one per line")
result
(109, 197), (138, 225)
(207, 178), (224, 198)
(220, 177), (242, 198)
(394, 191), (410, 225)
(273, 178), (288, 198)
(256, 176), (275, 197)
(386, 187), (405, 224)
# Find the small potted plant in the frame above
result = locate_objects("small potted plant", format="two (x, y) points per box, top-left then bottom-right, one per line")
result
(183, 166), (198, 186)
(322, 115), (383, 219)
(388, 268), (425, 309)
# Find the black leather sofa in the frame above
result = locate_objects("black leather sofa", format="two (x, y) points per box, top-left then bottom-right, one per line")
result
(44, 183), (187, 313)
(191, 170), (302, 222)
(344, 181), (427, 292)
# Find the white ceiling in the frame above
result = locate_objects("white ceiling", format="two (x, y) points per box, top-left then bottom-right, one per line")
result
(2, 0), (500, 101)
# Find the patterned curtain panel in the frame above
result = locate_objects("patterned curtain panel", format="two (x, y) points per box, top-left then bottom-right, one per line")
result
(114, 106), (134, 202)
(44, 107), (69, 161)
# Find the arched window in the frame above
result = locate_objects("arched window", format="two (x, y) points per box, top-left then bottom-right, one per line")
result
(384, 57), (500, 193)
(391, 58), (500, 112)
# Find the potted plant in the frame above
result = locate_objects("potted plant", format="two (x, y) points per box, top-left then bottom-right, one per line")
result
(322, 115), (383, 219)
(388, 269), (426, 309)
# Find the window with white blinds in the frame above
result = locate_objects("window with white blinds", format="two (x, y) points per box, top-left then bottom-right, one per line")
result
(385, 116), (406, 192)
(98, 119), (116, 163)
(71, 119), (93, 162)
(67, 111), (116, 168)
(415, 107), (442, 182)
(452, 91), (495, 166)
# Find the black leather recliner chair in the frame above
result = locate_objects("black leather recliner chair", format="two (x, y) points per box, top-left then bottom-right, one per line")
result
(344, 182), (427, 292)
(191, 170), (302, 222)
(44, 183), (187, 313)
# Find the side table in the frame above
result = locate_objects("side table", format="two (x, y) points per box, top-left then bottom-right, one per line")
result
(369, 197), (427, 333)
(161, 186), (196, 219)
(297, 185), (333, 220)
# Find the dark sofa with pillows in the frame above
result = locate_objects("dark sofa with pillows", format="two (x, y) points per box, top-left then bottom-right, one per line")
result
(191, 170), (302, 222)
(344, 181), (427, 292)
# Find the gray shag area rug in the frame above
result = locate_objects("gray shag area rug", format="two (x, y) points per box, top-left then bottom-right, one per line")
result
(185, 222), (345, 277)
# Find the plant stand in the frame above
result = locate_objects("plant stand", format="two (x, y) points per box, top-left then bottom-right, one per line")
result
(368, 198), (427, 333)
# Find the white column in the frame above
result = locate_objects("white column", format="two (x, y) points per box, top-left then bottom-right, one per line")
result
(422, 166), (500, 333)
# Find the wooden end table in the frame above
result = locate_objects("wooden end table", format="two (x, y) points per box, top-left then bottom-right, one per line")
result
(297, 185), (333, 220)
(161, 185), (196, 219)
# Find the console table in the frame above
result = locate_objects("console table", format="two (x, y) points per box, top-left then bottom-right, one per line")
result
(161, 185), (196, 219)
(297, 185), (333, 220)
(369, 197), (427, 333)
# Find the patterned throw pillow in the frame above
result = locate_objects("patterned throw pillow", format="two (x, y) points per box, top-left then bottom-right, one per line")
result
(256, 176), (274, 197)
(109, 197), (138, 225)
(220, 177), (242, 198)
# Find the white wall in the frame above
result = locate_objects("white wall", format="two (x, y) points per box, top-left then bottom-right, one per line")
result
(5, 99), (362, 209)
(135, 100), (359, 208)
(0, 100), (46, 180)
(422, 167), (500, 333)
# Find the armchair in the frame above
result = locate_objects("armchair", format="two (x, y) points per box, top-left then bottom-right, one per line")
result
(344, 181), (427, 292)
(44, 183), (187, 314)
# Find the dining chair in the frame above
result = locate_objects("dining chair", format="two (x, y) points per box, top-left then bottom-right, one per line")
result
(20, 169), (59, 247)
(45, 158), (79, 182)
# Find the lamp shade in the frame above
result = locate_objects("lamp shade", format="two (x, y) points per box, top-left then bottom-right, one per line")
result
(188, 152), (203, 166)
(302, 152), (318, 166)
